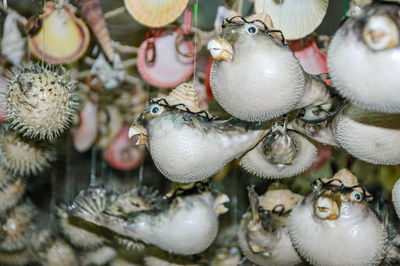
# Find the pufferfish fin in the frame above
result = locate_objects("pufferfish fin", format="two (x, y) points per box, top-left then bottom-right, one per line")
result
(67, 187), (107, 224)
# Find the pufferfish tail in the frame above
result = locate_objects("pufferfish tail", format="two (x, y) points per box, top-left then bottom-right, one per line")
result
(68, 187), (107, 224)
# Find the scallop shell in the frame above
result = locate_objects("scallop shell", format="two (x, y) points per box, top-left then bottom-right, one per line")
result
(73, 99), (98, 153)
(255, 0), (328, 40)
(78, 0), (115, 61)
(335, 106), (400, 165)
(155, 83), (202, 113)
(28, 2), (90, 64)
(1, 12), (25, 66)
(137, 31), (194, 89)
(240, 131), (317, 179)
(259, 189), (303, 212)
(124, 0), (189, 28)
(328, 5), (400, 113)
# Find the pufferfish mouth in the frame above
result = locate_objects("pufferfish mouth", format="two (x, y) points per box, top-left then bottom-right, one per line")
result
(207, 37), (234, 61)
(314, 196), (340, 220)
(215, 193), (230, 214)
(128, 125), (148, 145)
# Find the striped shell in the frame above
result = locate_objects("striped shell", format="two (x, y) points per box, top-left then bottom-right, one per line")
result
(28, 2), (90, 64)
(78, 0), (115, 61)
(155, 83), (202, 113)
(255, 0), (329, 40)
(259, 188), (303, 212)
(124, 0), (189, 28)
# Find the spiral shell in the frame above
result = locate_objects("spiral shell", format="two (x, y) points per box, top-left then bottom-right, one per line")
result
(78, 0), (115, 61)
(28, 2), (90, 64)
(5, 64), (77, 140)
(259, 189), (303, 212)
(0, 130), (55, 176)
(124, 0), (189, 28)
(155, 83), (203, 113)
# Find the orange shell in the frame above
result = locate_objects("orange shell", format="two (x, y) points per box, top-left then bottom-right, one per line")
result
(124, 0), (189, 27)
(28, 3), (90, 64)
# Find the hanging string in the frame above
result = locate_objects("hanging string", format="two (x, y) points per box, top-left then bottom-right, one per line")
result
(41, 0), (46, 68)
(192, 0), (198, 82)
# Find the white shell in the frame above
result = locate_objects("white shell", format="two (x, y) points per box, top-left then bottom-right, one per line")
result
(1, 12), (24, 66)
(240, 131), (317, 179)
(255, 0), (329, 40)
(335, 106), (400, 165)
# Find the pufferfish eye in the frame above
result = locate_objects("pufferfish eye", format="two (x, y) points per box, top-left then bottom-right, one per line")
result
(351, 190), (363, 202)
(245, 24), (259, 35)
(149, 103), (162, 116)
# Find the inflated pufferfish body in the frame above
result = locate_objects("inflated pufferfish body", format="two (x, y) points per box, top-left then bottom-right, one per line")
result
(288, 169), (387, 266)
(392, 178), (400, 219)
(130, 83), (267, 183)
(68, 184), (229, 255)
(238, 186), (302, 266)
(5, 64), (77, 140)
(208, 14), (332, 122)
(335, 105), (400, 165)
(328, 2), (400, 113)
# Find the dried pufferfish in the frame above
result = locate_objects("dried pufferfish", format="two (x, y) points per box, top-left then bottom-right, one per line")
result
(208, 14), (332, 122)
(288, 169), (387, 266)
(391, 178), (400, 220)
(68, 183), (229, 255)
(328, 2), (400, 113)
(28, 2), (90, 65)
(335, 105), (400, 165)
(129, 83), (268, 183)
(0, 166), (24, 213)
(238, 186), (303, 266)
(4, 64), (77, 140)
(0, 130), (54, 176)
(239, 123), (317, 179)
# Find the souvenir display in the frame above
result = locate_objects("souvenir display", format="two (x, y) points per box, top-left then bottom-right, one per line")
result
(0, 1), (398, 265)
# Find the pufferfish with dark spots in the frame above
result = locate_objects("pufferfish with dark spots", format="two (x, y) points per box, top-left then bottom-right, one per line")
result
(67, 183), (229, 255)
(238, 185), (303, 266)
(208, 14), (332, 122)
(288, 169), (388, 266)
(129, 82), (269, 183)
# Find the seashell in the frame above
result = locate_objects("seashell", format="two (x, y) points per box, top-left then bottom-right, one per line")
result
(328, 3), (400, 113)
(1, 12), (25, 67)
(96, 106), (123, 149)
(259, 188), (303, 212)
(0, 178), (25, 214)
(28, 2), (90, 64)
(41, 239), (79, 266)
(57, 207), (106, 250)
(335, 105), (400, 165)
(68, 186), (228, 255)
(137, 31), (194, 89)
(79, 246), (116, 266)
(0, 130), (55, 176)
(289, 39), (329, 75)
(103, 125), (145, 171)
(0, 203), (33, 252)
(392, 178), (400, 219)
(288, 170), (387, 266)
(78, 0), (115, 61)
(124, 0), (189, 28)
(5, 64), (77, 140)
(240, 129), (317, 179)
(255, 0), (329, 40)
(91, 53), (125, 89)
(73, 99), (98, 153)
(0, 249), (31, 265)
